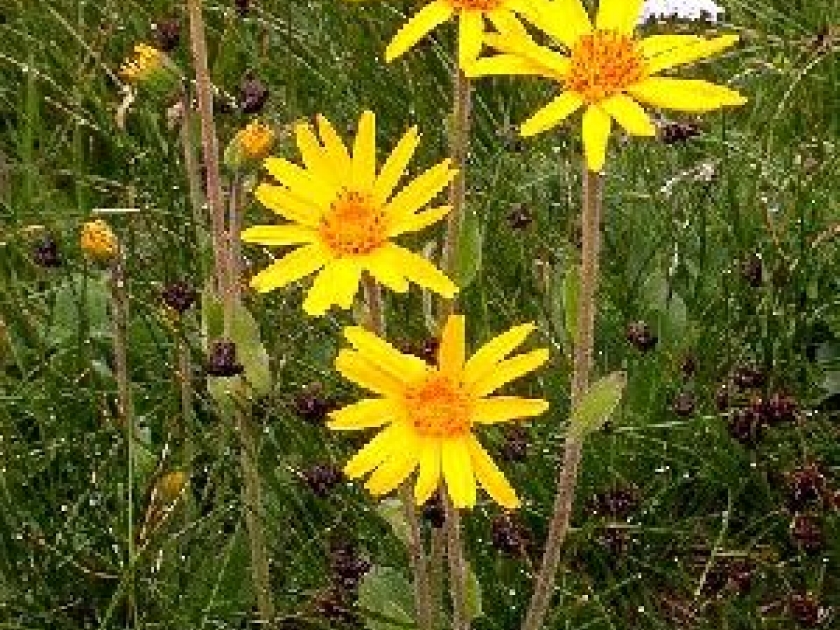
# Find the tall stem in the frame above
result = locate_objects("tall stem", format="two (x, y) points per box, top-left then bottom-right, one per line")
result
(361, 275), (433, 630)
(444, 492), (468, 630)
(110, 253), (136, 626)
(185, 0), (226, 292)
(520, 165), (602, 630)
(438, 62), (473, 630)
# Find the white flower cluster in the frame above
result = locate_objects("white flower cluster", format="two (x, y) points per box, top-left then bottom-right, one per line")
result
(640, 0), (725, 23)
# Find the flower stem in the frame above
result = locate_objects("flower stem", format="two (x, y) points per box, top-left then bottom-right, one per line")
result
(429, 527), (446, 630)
(361, 274), (433, 630)
(110, 252), (136, 627)
(520, 165), (602, 630)
(439, 66), (472, 320)
(444, 491), (469, 630)
(185, 0), (227, 293)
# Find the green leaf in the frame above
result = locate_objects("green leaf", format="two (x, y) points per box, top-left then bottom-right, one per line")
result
(48, 272), (110, 344)
(465, 562), (483, 621)
(567, 371), (627, 439)
(358, 566), (417, 630)
(563, 265), (580, 344)
(201, 288), (271, 401)
(454, 209), (482, 289)
(375, 499), (410, 547)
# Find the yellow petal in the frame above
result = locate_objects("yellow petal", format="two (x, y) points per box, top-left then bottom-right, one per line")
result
(388, 205), (451, 238)
(600, 94), (655, 136)
(385, 0), (454, 62)
(581, 105), (612, 173)
(373, 126), (420, 206)
(458, 11), (485, 69)
(378, 244), (458, 298)
(384, 160), (456, 223)
(365, 447), (418, 496)
(264, 157), (336, 208)
(249, 243), (328, 293)
(465, 54), (546, 78)
(254, 183), (321, 227)
(595, 0), (643, 35)
(438, 314), (466, 376)
(526, 0), (592, 48)
(240, 224), (317, 246)
(442, 437), (476, 509)
(361, 247), (410, 293)
(467, 435), (519, 509)
(639, 34), (703, 58)
(295, 122), (339, 186)
(344, 424), (402, 478)
(316, 114), (352, 173)
(414, 438), (441, 505)
(627, 77), (747, 112)
(644, 34), (740, 75)
(470, 349), (549, 397)
(335, 349), (406, 397)
(482, 14), (571, 78)
(328, 398), (398, 430)
(303, 258), (362, 316)
(343, 326), (430, 381)
(520, 92), (584, 137)
(464, 322), (536, 385)
(352, 110), (376, 192)
(472, 396), (549, 424)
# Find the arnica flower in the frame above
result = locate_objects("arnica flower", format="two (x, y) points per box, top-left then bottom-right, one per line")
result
(384, 0), (535, 67)
(119, 43), (180, 95)
(328, 315), (549, 509)
(242, 110), (459, 317)
(467, 0), (747, 171)
(224, 120), (276, 170)
(80, 219), (119, 262)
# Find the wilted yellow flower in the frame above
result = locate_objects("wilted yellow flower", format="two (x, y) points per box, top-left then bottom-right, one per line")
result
(120, 44), (180, 94)
(224, 120), (276, 170)
(384, 0), (535, 67)
(80, 219), (118, 261)
(329, 315), (549, 509)
(468, 0), (747, 171)
(242, 110), (459, 317)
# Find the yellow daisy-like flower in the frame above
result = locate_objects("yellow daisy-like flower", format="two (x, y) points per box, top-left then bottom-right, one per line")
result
(119, 44), (179, 93)
(467, 0), (747, 171)
(385, 0), (534, 67)
(328, 315), (550, 509)
(242, 110), (459, 316)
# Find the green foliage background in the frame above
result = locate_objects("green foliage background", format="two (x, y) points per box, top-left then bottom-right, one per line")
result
(0, 0), (839, 628)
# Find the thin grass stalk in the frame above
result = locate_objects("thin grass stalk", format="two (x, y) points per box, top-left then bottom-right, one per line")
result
(110, 251), (136, 626)
(520, 165), (602, 630)
(185, 0), (226, 292)
(175, 334), (193, 462)
(361, 274), (433, 630)
(178, 88), (208, 266)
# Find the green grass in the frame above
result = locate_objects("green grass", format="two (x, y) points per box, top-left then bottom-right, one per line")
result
(1, 0), (839, 628)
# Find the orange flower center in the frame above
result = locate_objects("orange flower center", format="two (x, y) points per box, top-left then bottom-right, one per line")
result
(404, 374), (473, 438)
(446, 0), (504, 11)
(565, 30), (646, 103)
(318, 189), (388, 257)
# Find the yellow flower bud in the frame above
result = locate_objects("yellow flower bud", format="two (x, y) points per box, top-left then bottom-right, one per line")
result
(80, 219), (119, 261)
(119, 43), (181, 96)
(224, 120), (276, 171)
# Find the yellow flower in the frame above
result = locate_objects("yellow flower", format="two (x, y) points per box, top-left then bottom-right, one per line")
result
(119, 44), (180, 93)
(242, 110), (459, 317)
(385, 0), (534, 67)
(328, 315), (549, 509)
(467, 0), (747, 171)
(80, 219), (119, 261)
(224, 120), (276, 170)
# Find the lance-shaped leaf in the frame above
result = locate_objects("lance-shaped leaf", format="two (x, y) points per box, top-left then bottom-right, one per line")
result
(567, 371), (627, 438)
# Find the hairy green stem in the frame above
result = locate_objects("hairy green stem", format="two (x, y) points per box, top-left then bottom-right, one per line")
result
(520, 166), (602, 630)
(444, 491), (468, 630)
(361, 274), (433, 630)
(110, 253), (136, 627)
